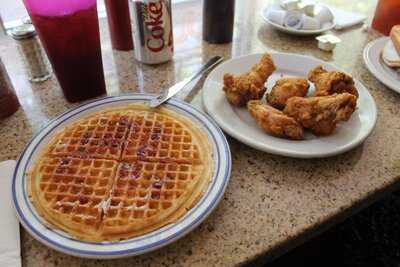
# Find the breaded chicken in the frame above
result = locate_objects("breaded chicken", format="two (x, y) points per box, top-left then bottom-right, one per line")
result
(247, 100), (304, 140)
(283, 93), (357, 136)
(267, 77), (309, 109)
(308, 65), (358, 98)
(223, 53), (276, 106)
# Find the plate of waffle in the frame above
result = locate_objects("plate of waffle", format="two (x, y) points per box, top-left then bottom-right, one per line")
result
(12, 95), (231, 258)
(202, 52), (377, 158)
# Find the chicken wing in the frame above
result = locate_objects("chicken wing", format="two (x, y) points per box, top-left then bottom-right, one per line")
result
(247, 100), (304, 140)
(283, 93), (357, 136)
(267, 77), (309, 109)
(308, 65), (358, 98)
(223, 53), (276, 106)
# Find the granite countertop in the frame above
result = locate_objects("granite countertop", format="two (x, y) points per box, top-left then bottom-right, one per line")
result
(0, 0), (397, 266)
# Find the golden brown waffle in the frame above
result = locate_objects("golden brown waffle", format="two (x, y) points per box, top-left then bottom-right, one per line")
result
(28, 104), (213, 241)
(29, 156), (118, 240)
(122, 111), (201, 164)
(102, 161), (206, 239)
(46, 110), (134, 160)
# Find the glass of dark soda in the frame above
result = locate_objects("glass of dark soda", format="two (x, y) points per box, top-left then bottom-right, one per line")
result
(23, 0), (106, 102)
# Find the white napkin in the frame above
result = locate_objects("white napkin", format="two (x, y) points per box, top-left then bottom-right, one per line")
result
(328, 6), (366, 30)
(0, 160), (21, 267)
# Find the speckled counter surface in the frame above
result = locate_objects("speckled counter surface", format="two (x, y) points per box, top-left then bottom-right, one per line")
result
(0, 0), (397, 266)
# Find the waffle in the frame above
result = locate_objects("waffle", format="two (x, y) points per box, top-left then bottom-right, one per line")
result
(101, 161), (207, 239)
(28, 156), (118, 240)
(45, 110), (135, 160)
(28, 104), (213, 241)
(122, 110), (201, 164)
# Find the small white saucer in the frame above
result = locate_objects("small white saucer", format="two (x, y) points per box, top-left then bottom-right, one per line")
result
(363, 37), (400, 93)
(262, 4), (336, 36)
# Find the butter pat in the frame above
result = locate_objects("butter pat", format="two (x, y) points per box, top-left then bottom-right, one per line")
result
(280, 0), (300, 11)
(298, 2), (315, 17)
(267, 10), (287, 25)
(302, 15), (320, 30)
(315, 6), (334, 25)
(316, 34), (341, 51)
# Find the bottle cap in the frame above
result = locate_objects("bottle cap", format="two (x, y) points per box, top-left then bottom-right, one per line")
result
(10, 24), (36, 40)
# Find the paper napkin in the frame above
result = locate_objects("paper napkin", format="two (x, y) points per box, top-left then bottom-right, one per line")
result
(0, 160), (21, 267)
(329, 6), (366, 30)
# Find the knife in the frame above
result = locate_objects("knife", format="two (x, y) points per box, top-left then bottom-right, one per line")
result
(149, 56), (224, 108)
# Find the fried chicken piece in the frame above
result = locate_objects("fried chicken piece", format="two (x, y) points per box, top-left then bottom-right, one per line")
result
(267, 77), (309, 109)
(308, 65), (358, 98)
(283, 93), (357, 136)
(223, 53), (276, 106)
(247, 100), (304, 140)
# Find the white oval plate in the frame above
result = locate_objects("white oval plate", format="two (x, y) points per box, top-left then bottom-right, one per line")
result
(363, 37), (400, 93)
(262, 4), (335, 36)
(202, 53), (377, 158)
(12, 95), (231, 259)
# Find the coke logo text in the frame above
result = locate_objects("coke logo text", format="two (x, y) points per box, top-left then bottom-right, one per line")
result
(145, 1), (165, 52)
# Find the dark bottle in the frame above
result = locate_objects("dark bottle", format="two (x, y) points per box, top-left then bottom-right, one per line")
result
(0, 58), (20, 119)
(105, 0), (134, 50)
(203, 0), (235, 44)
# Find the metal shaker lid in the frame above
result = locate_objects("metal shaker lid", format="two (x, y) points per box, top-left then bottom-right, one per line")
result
(21, 16), (32, 25)
(10, 24), (36, 40)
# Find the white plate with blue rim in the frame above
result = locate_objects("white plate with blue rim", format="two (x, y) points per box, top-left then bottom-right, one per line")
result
(202, 52), (377, 158)
(12, 94), (231, 259)
(262, 3), (336, 36)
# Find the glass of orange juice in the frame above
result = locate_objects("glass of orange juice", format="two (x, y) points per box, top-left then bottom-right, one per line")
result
(371, 0), (400, 35)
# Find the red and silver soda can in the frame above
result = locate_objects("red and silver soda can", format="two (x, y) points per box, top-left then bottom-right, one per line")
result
(129, 0), (174, 64)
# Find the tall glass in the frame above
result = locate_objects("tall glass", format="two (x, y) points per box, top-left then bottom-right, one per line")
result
(371, 0), (400, 36)
(23, 0), (106, 102)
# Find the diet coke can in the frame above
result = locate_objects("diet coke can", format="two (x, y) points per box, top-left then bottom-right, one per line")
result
(129, 0), (174, 64)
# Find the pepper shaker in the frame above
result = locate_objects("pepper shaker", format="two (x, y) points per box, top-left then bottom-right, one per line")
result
(10, 24), (51, 83)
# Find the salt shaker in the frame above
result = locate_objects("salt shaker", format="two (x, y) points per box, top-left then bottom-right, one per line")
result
(10, 24), (51, 82)
(0, 58), (20, 119)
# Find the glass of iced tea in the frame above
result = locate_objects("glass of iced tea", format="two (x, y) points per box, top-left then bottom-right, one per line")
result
(371, 0), (400, 36)
(23, 0), (106, 102)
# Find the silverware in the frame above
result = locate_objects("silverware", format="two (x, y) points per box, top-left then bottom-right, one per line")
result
(149, 56), (224, 108)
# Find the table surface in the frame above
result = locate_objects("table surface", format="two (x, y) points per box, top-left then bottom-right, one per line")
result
(1, 0), (396, 266)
